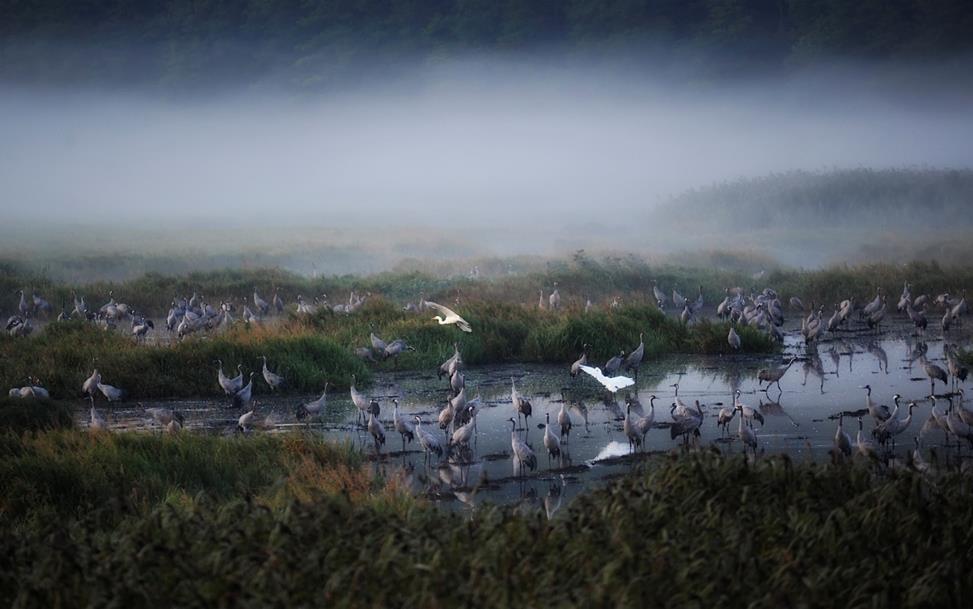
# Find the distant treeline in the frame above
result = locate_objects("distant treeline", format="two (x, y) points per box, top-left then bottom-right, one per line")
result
(654, 168), (973, 232)
(1, 0), (972, 86)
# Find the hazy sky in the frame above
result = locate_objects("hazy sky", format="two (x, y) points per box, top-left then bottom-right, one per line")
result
(2, 58), (972, 231)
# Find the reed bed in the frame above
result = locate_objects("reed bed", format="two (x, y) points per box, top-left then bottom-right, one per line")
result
(0, 440), (969, 608)
(0, 302), (773, 399)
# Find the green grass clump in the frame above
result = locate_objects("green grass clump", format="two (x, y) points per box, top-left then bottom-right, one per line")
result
(0, 321), (370, 399)
(0, 398), (74, 433)
(0, 432), (386, 528)
(1, 449), (970, 608)
(1, 300), (774, 400)
(302, 299), (776, 369)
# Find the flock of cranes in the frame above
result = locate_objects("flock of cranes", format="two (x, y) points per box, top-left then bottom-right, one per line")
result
(5, 276), (972, 484)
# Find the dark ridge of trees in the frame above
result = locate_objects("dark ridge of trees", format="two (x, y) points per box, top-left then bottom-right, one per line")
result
(653, 168), (973, 232)
(1, 0), (972, 87)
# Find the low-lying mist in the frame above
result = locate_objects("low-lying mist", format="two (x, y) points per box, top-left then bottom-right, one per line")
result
(2, 56), (972, 273)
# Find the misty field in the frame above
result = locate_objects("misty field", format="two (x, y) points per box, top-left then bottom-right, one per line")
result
(4, 1), (973, 606)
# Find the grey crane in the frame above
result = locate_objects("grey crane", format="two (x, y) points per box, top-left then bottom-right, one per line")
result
(570, 344), (589, 378)
(737, 405), (758, 452)
(438, 343), (462, 380)
(367, 408), (385, 452)
(383, 339), (415, 365)
(669, 400), (703, 444)
(369, 327), (387, 354)
(508, 417), (537, 475)
(833, 414), (852, 459)
(557, 402), (573, 443)
(349, 374), (374, 427)
(449, 368), (465, 395)
(856, 417), (879, 460)
(253, 288), (269, 316)
(542, 412), (561, 466)
(651, 280), (666, 309)
(233, 372), (255, 409)
(414, 416), (444, 463)
(511, 377), (532, 429)
(603, 350), (625, 377)
(97, 382), (125, 402)
(757, 356), (797, 392)
(623, 333), (645, 379)
(296, 384), (329, 421)
(216, 360), (244, 395)
(260, 355), (285, 391)
(238, 403), (257, 433)
(921, 355), (949, 395)
(727, 326), (741, 351)
(392, 398), (415, 451)
(548, 282), (561, 311)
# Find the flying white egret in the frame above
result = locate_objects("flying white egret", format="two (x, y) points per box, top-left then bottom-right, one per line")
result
(579, 365), (634, 394)
(426, 301), (472, 332)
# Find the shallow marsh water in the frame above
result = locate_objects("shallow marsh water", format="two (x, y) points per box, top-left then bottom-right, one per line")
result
(74, 316), (972, 511)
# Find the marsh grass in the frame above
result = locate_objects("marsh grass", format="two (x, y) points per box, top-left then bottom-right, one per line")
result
(0, 321), (371, 398)
(0, 397), (74, 433)
(5, 257), (972, 319)
(1, 447), (970, 608)
(302, 298), (775, 369)
(1, 300), (773, 398)
(0, 432), (388, 527)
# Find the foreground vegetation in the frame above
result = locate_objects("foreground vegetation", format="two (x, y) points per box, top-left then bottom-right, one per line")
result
(0, 301), (774, 398)
(1, 429), (969, 608)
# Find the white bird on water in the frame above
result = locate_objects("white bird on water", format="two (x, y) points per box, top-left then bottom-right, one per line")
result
(426, 301), (472, 332)
(578, 365), (635, 394)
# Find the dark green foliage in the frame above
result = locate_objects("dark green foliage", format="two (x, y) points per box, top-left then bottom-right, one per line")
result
(1, 448), (971, 607)
(0, 398), (74, 433)
(1, 1), (971, 86)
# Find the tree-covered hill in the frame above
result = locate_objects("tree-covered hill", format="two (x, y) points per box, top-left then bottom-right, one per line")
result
(1, 0), (972, 87)
(651, 168), (973, 233)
